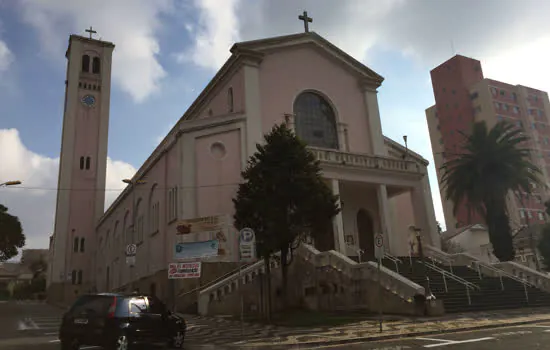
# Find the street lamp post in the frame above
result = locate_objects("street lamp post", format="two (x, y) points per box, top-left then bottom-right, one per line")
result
(122, 178), (146, 291)
(409, 225), (435, 302)
(0, 180), (22, 187)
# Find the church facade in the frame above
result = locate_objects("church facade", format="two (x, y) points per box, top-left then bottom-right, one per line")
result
(47, 29), (440, 304)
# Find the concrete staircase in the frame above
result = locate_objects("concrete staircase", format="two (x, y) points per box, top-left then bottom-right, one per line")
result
(197, 244), (426, 316)
(383, 249), (550, 313)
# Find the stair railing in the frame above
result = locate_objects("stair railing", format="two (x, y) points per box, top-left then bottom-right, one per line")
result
(425, 246), (454, 273)
(177, 262), (254, 298)
(470, 260), (534, 302)
(383, 252), (402, 273)
(421, 260), (480, 305)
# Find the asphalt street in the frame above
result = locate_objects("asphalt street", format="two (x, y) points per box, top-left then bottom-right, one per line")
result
(0, 300), (213, 350)
(303, 323), (550, 349)
(2, 301), (550, 350)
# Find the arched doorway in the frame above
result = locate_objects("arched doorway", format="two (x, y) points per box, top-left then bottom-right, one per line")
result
(357, 209), (375, 261)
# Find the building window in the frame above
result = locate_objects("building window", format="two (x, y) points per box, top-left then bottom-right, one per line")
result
(77, 270), (83, 285)
(293, 92), (339, 149)
(71, 270), (77, 285)
(494, 102), (500, 109)
(151, 202), (160, 233)
(528, 211), (533, 219)
(491, 87), (497, 95)
(452, 89), (456, 95)
(92, 57), (101, 74)
(80, 238), (85, 252)
(512, 92), (517, 101)
(497, 115), (503, 121)
(538, 212), (544, 221)
(73, 237), (79, 252)
(513, 106), (520, 114)
(520, 210), (525, 218)
(168, 187), (178, 222)
(137, 215), (144, 242)
(470, 92), (479, 100)
(82, 55), (90, 72)
(85, 157), (91, 170)
(227, 87), (234, 112)
(538, 110), (543, 117)
(500, 90), (505, 96)
(503, 104), (509, 111)
(80, 157), (85, 170)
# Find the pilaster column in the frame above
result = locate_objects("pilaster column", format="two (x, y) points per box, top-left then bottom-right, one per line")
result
(284, 113), (296, 132)
(361, 83), (387, 156)
(411, 175), (440, 248)
(376, 184), (393, 254)
(337, 122), (349, 151)
(243, 63), (263, 159)
(330, 179), (347, 254)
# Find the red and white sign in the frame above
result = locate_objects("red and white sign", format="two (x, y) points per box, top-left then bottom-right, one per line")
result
(168, 262), (201, 279)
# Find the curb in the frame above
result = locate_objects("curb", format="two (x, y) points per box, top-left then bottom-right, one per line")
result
(234, 317), (550, 349)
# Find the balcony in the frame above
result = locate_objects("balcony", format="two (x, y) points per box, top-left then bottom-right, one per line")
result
(308, 147), (423, 175)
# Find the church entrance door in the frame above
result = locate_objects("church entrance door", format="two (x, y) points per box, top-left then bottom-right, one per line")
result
(357, 209), (375, 261)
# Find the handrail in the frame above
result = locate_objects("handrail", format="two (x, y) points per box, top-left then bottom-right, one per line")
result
(177, 262), (254, 297)
(423, 261), (479, 290)
(422, 260), (479, 305)
(384, 252), (402, 273)
(425, 246), (454, 273)
(471, 260), (533, 302)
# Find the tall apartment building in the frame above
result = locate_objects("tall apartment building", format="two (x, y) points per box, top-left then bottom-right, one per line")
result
(426, 55), (550, 233)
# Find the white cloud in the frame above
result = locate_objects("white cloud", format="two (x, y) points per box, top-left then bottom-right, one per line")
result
(177, 0), (241, 70)
(0, 39), (13, 72)
(18, 0), (172, 102)
(0, 128), (136, 250)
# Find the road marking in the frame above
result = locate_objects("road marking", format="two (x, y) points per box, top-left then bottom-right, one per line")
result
(417, 338), (452, 343)
(44, 332), (57, 335)
(49, 339), (60, 343)
(418, 337), (495, 348)
(493, 330), (533, 336)
(425, 337), (495, 348)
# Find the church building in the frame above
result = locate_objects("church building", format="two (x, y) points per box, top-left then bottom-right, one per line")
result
(47, 19), (440, 306)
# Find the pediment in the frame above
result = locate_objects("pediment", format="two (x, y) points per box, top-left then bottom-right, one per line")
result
(384, 136), (429, 166)
(231, 32), (384, 87)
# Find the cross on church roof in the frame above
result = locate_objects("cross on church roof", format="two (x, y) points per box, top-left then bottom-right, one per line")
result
(85, 26), (97, 39)
(298, 11), (313, 33)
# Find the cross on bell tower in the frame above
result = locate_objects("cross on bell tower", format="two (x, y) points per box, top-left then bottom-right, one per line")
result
(85, 26), (97, 39)
(298, 11), (313, 33)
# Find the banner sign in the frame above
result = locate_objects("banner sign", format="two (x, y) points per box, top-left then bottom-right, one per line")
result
(174, 240), (219, 260)
(168, 262), (201, 279)
(174, 215), (236, 261)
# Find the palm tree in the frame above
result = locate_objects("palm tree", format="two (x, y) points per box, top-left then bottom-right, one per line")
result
(440, 121), (542, 261)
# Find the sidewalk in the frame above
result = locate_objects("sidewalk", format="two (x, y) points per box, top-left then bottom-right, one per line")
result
(181, 307), (550, 348)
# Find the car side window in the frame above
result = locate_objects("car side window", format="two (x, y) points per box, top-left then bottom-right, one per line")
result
(129, 298), (147, 314)
(147, 296), (166, 314)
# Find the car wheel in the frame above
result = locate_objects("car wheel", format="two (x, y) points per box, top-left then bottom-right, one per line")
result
(60, 338), (79, 350)
(171, 330), (185, 348)
(113, 333), (130, 350)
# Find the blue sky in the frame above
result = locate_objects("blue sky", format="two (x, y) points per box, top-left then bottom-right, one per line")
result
(1, 0), (550, 250)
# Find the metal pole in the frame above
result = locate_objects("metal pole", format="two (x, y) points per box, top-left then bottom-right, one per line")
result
(239, 260), (244, 335)
(377, 258), (382, 332)
(131, 182), (136, 289)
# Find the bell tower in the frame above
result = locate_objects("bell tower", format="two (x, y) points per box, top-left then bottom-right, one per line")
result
(47, 28), (115, 302)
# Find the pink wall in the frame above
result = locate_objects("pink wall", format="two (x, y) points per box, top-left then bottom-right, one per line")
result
(195, 130), (242, 217)
(197, 67), (245, 119)
(258, 45), (372, 154)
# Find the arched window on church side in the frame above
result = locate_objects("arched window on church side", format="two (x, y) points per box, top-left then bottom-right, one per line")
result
(92, 57), (101, 74)
(228, 87), (234, 113)
(293, 92), (339, 149)
(82, 55), (90, 73)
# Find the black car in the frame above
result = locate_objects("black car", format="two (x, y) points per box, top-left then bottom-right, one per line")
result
(59, 292), (186, 349)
